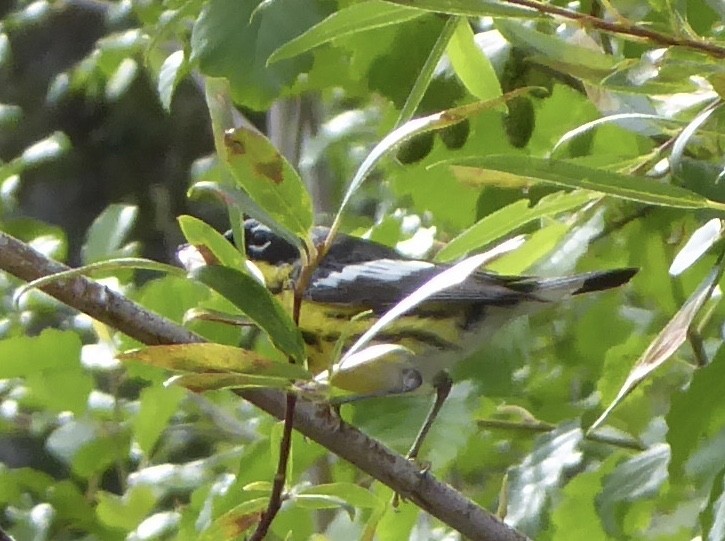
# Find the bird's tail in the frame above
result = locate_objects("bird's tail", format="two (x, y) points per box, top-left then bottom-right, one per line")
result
(524, 267), (637, 301)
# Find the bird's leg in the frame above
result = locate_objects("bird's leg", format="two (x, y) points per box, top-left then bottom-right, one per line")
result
(393, 372), (453, 508)
(406, 371), (453, 461)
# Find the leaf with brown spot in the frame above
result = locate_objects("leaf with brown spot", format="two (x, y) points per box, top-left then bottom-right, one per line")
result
(222, 126), (312, 238)
(199, 498), (268, 541)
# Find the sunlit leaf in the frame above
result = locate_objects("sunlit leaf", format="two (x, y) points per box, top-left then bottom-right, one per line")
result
(177, 215), (244, 269)
(436, 190), (598, 261)
(191, 265), (306, 362)
(167, 372), (303, 392)
(670, 219), (724, 276)
(590, 265), (724, 432)
(222, 126), (313, 239)
(268, 0), (424, 64)
(449, 155), (721, 210)
(157, 49), (187, 111)
(446, 18), (502, 102)
(82, 204), (139, 264)
(118, 343), (310, 379)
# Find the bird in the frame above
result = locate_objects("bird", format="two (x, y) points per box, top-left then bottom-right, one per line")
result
(236, 219), (636, 458)
(182, 218), (637, 455)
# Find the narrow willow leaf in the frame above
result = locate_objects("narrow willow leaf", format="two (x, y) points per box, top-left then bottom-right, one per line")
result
(451, 155), (720, 210)
(384, 0), (537, 18)
(671, 102), (721, 176)
(191, 265), (306, 362)
(268, 0), (424, 64)
(670, 219), (724, 276)
(119, 343), (310, 379)
(589, 265), (724, 433)
(446, 18), (502, 102)
(436, 190), (599, 262)
(551, 113), (676, 156)
(167, 372), (303, 392)
(177, 215), (244, 269)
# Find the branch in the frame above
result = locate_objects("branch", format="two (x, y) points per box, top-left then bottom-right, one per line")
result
(503, 0), (725, 59)
(0, 231), (529, 541)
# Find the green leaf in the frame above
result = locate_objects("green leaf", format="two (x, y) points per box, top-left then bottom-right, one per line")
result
(133, 385), (186, 456)
(669, 218), (724, 276)
(436, 190), (599, 261)
(0, 329), (81, 378)
(446, 18), (502, 102)
(496, 19), (616, 74)
(668, 347), (725, 480)
(384, 0), (538, 18)
(222, 126), (313, 239)
(96, 487), (157, 531)
(701, 466), (725, 541)
(450, 155), (720, 210)
(268, 0), (424, 64)
(199, 497), (268, 540)
(118, 343), (310, 379)
(157, 49), (187, 112)
(178, 214), (245, 269)
(296, 482), (380, 509)
(191, 0), (330, 110)
(191, 265), (306, 362)
(167, 372), (303, 392)
(82, 204), (139, 264)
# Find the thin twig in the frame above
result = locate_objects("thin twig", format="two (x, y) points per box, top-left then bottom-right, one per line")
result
(503, 0), (725, 59)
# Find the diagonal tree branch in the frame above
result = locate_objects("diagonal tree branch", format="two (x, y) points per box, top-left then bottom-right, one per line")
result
(0, 231), (529, 541)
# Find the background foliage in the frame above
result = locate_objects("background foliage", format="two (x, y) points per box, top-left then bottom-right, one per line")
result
(1, 0), (725, 539)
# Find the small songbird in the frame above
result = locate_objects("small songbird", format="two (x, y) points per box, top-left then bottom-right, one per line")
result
(187, 218), (636, 458)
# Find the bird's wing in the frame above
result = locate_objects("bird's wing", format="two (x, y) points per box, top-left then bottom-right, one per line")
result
(307, 258), (531, 310)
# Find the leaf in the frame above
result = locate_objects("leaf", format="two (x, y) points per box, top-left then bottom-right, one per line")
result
(670, 219), (725, 276)
(222, 126), (313, 239)
(133, 385), (186, 456)
(506, 425), (583, 532)
(268, 0), (424, 64)
(450, 155), (721, 210)
(177, 215), (245, 269)
(0, 329), (81, 378)
(446, 18), (502, 102)
(118, 343), (310, 379)
(199, 498), (267, 541)
(296, 482), (380, 509)
(667, 347), (725, 480)
(384, 0), (538, 18)
(671, 102), (721, 177)
(190, 0), (330, 110)
(187, 180), (304, 252)
(191, 265), (306, 362)
(496, 19), (616, 73)
(551, 113), (677, 156)
(435, 190), (599, 261)
(701, 466), (725, 541)
(590, 265), (723, 432)
(157, 49), (187, 112)
(167, 372), (303, 392)
(82, 204), (139, 264)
